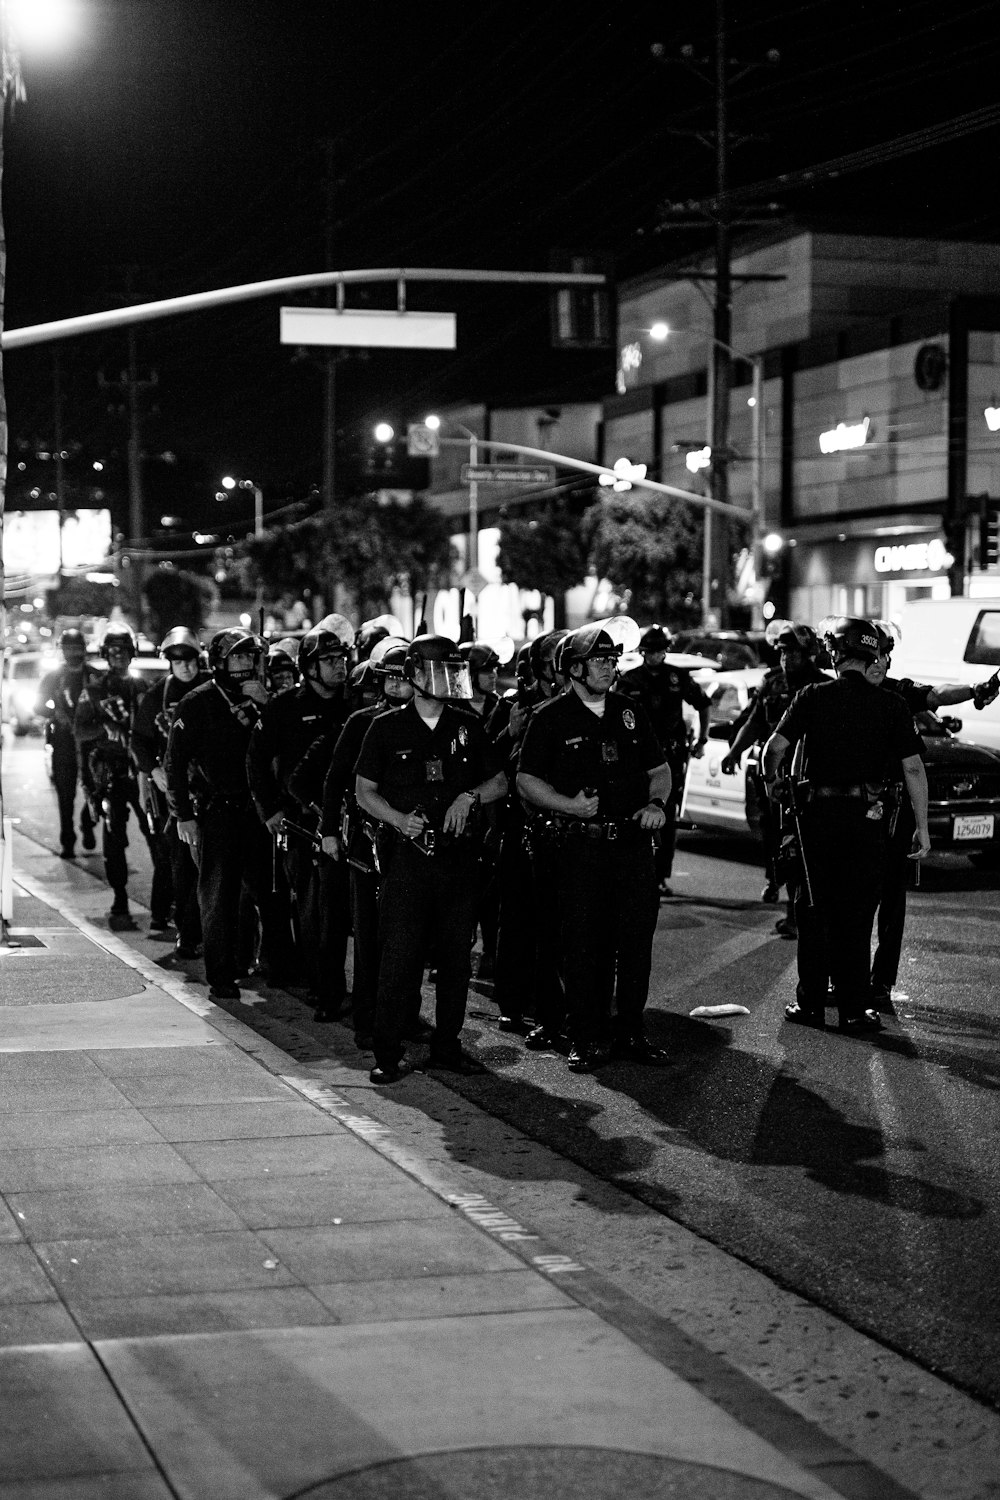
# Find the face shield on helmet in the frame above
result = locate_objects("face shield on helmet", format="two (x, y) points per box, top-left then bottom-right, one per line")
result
(404, 635), (473, 701)
(209, 629), (265, 684)
(562, 624), (623, 693)
(265, 647), (298, 693)
(369, 638), (412, 700)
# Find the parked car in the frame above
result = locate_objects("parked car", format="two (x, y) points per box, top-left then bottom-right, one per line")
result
(1, 651), (54, 736)
(679, 668), (1000, 862)
(671, 629), (771, 672)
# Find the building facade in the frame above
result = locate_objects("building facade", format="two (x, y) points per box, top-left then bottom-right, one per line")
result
(606, 230), (1000, 627)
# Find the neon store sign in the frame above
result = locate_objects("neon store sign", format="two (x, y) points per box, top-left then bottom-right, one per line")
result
(873, 538), (951, 575)
(819, 416), (871, 454)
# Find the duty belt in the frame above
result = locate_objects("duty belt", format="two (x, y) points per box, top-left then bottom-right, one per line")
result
(536, 813), (636, 842)
(812, 784), (867, 799)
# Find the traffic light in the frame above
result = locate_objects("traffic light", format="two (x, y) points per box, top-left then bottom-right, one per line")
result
(363, 425), (429, 491)
(979, 495), (1000, 570)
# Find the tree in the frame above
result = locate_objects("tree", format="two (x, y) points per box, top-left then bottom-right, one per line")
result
(142, 567), (215, 645)
(583, 491), (703, 626)
(245, 494), (454, 621)
(496, 491), (594, 602)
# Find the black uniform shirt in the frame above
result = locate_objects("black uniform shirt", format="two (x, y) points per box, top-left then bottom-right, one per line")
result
(37, 664), (94, 741)
(883, 674), (933, 716)
(518, 688), (663, 820)
(735, 663), (828, 744)
(355, 700), (499, 828)
(247, 683), (349, 824)
(618, 663), (707, 748)
(775, 672), (921, 786)
(132, 670), (210, 774)
(164, 680), (260, 819)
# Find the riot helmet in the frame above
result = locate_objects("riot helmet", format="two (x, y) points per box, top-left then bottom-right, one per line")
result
(765, 619), (819, 657)
(403, 634), (472, 701)
(356, 614), (404, 662)
(871, 619), (901, 659)
(530, 629), (569, 690)
(560, 623), (623, 693)
(59, 627), (86, 667)
(639, 624), (674, 655)
(265, 644), (298, 694)
(370, 640), (412, 701)
(208, 628), (265, 684)
(102, 623), (137, 671)
(159, 625), (201, 666)
(299, 615), (353, 687)
(817, 616), (881, 665)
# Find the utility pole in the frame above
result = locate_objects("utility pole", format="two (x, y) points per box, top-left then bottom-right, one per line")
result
(53, 351), (66, 584)
(321, 139), (340, 616)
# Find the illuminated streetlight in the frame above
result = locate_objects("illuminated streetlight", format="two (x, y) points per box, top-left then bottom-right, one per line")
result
(373, 422), (394, 444)
(8, 0), (81, 54)
(649, 321), (670, 341)
(423, 414), (441, 431)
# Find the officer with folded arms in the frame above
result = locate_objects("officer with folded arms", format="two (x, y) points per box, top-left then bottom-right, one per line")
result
(762, 616), (930, 1035)
(517, 620), (672, 1073)
(355, 634), (507, 1084)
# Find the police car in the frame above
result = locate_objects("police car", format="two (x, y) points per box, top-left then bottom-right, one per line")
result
(678, 667), (1000, 862)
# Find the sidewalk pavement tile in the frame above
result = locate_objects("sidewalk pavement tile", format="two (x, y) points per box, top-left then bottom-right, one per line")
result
(0, 1108), (165, 1151)
(95, 1311), (840, 1500)
(0, 1143), (201, 1194)
(9, 1182), (247, 1239)
(207, 1173), (452, 1227)
(0, 1053), (110, 1080)
(256, 1217), (535, 1283)
(135, 1099), (346, 1141)
(33, 1230), (300, 1300)
(107, 1072), (300, 1108)
(0, 1300), (82, 1347)
(0, 995), (221, 1051)
(170, 1132), (378, 1179)
(0, 1079), (133, 1115)
(310, 1268), (575, 1323)
(86, 1046), (273, 1078)
(0, 1344), (156, 1485)
(0, 1244), (62, 1304)
(71, 1287), (338, 1340)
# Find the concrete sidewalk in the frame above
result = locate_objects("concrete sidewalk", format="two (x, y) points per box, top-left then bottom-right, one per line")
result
(0, 830), (915, 1500)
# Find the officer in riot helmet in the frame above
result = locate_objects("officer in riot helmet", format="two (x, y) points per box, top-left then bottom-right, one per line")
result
(165, 628), (293, 1001)
(619, 623), (709, 897)
(132, 628), (209, 957)
(491, 628), (569, 1040)
(37, 627), (98, 858)
(762, 616), (930, 1035)
(517, 620), (672, 1072)
(355, 634), (507, 1082)
(265, 642), (299, 696)
(723, 619), (827, 921)
(74, 622), (172, 932)
(459, 641), (502, 721)
(866, 619), (999, 1009)
(248, 614), (354, 1018)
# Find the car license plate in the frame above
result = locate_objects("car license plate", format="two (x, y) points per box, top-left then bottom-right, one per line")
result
(953, 814), (995, 841)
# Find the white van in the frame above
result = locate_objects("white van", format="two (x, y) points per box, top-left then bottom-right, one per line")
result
(890, 598), (1000, 749)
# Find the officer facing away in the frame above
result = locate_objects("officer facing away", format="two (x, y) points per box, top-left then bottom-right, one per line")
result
(355, 634), (507, 1084)
(517, 621), (672, 1073)
(36, 627), (97, 859)
(619, 624), (709, 896)
(762, 617), (931, 1035)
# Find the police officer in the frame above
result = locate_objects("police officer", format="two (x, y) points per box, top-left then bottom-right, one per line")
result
(75, 623), (172, 932)
(131, 628), (209, 960)
(762, 617), (930, 1035)
(248, 615), (354, 1016)
(265, 642), (300, 697)
(165, 628), (292, 1002)
(619, 624), (709, 897)
(458, 641), (509, 978)
(298, 637), (416, 1047)
(36, 627), (97, 858)
(722, 620), (827, 925)
(866, 620), (999, 1008)
(458, 641), (503, 723)
(492, 629), (568, 1039)
(517, 621), (673, 1072)
(355, 634), (507, 1083)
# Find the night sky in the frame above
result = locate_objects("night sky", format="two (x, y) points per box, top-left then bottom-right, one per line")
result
(5, 0), (1000, 528)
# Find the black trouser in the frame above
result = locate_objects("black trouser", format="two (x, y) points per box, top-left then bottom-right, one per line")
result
(51, 730), (92, 852)
(197, 799), (295, 989)
(551, 829), (659, 1048)
(284, 841), (349, 1007)
(374, 837), (479, 1069)
(749, 765), (780, 889)
(494, 823), (563, 1029)
(349, 865), (380, 1034)
(794, 801), (885, 1019)
(657, 740), (689, 881)
(871, 806), (914, 994)
(101, 769), (172, 917)
(166, 819), (201, 949)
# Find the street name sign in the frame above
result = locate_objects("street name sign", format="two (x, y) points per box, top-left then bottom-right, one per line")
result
(280, 306), (457, 350)
(461, 463), (555, 485)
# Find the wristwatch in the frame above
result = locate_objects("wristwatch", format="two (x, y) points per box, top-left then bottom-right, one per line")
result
(647, 797), (667, 812)
(464, 789), (481, 807)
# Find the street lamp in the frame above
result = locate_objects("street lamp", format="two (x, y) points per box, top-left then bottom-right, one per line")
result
(220, 474), (263, 538)
(7, 0), (80, 54)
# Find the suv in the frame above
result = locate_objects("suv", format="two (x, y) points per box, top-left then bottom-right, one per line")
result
(890, 598), (1000, 750)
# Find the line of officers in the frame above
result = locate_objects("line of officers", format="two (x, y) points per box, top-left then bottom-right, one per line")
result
(40, 613), (711, 1084)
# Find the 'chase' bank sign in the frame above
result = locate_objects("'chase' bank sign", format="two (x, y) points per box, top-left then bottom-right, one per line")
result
(873, 537), (951, 575)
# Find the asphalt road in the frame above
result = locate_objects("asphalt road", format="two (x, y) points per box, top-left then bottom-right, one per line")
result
(7, 730), (1000, 1418)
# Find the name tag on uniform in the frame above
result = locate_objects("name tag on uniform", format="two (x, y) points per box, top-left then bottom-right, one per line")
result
(601, 741), (619, 764)
(425, 758), (444, 783)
